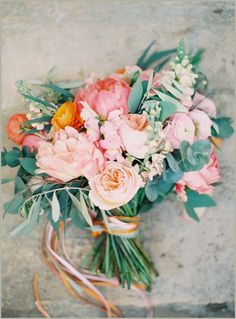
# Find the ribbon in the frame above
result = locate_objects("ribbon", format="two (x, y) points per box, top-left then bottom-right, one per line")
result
(34, 219), (154, 318)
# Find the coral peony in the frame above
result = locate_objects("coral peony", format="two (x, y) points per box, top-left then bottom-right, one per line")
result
(164, 113), (195, 149)
(51, 101), (84, 132)
(89, 162), (141, 210)
(176, 150), (220, 195)
(36, 126), (105, 182)
(75, 77), (130, 119)
(7, 113), (28, 145)
(119, 114), (149, 158)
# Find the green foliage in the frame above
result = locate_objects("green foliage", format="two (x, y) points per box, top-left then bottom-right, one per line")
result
(145, 168), (183, 202)
(24, 115), (52, 125)
(41, 82), (74, 101)
(159, 101), (177, 122)
(21, 93), (57, 110)
(128, 78), (143, 113)
(4, 193), (25, 214)
(211, 117), (234, 139)
(20, 158), (38, 175)
(153, 57), (171, 74)
(10, 196), (42, 236)
(136, 41), (176, 70)
(2, 147), (22, 167)
(184, 189), (216, 222)
(189, 48), (205, 69)
(178, 140), (212, 172)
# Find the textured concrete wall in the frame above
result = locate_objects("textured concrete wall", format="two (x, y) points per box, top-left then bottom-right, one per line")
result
(1, 0), (235, 317)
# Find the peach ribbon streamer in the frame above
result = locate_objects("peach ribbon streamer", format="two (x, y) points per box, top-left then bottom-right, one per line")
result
(34, 220), (153, 318)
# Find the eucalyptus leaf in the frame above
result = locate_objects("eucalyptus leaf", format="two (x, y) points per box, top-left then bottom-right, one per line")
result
(211, 117), (234, 139)
(166, 153), (180, 172)
(159, 101), (177, 122)
(20, 158), (37, 175)
(154, 90), (186, 112)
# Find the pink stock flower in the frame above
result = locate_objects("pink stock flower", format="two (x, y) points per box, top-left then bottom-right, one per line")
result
(89, 162), (142, 210)
(189, 109), (212, 140)
(21, 134), (44, 152)
(75, 77), (130, 119)
(164, 113), (195, 149)
(176, 150), (220, 195)
(193, 93), (217, 117)
(36, 126), (105, 182)
(119, 114), (149, 159)
(99, 110), (124, 162)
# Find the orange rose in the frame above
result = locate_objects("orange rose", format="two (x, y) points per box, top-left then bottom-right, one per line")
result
(7, 113), (28, 145)
(51, 101), (83, 132)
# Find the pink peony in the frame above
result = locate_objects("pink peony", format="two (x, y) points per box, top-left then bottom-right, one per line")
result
(89, 162), (142, 210)
(189, 109), (212, 140)
(75, 77), (130, 119)
(176, 150), (220, 195)
(164, 113), (195, 149)
(119, 114), (149, 159)
(21, 134), (44, 152)
(36, 126), (105, 182)
(193, 93), (216, 117)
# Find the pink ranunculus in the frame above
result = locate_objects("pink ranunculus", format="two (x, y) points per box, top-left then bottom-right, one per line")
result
(119, 114), (149, 159)
(193, 93), (217, 117)
(75, 77), (130, 119)
(35, 126), (105, 182)
(89, 162), (142, 210)
(189, 109), (212, 140)
(176, 150), (220, 195)
(164, 113), (195, 149)
(21, 134), (44, 152)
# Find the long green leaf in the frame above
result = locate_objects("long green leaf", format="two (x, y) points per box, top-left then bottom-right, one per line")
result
(79, 191), (93, 227)
(128, 78), (143, 113)
(42, 83), (74, 99)
(52, 191), (60, 222)
(136, 41), (156, 68)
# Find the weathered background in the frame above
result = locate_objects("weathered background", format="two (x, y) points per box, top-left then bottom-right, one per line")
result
(1, 0), (235, 317)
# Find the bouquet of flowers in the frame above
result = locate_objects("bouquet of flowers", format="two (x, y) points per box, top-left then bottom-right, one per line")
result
(2, 40), (234, 317)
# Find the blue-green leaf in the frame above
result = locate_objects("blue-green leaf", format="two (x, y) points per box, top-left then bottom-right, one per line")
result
(211, 117), (234, 139)
(128, 78), (143, 113)
(20, 158), (37, 175)
(186, 190), (216, 207)
(159, 101), (177, 122)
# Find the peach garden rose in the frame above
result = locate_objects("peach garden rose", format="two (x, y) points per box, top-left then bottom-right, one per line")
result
(89, 162), (142, 210)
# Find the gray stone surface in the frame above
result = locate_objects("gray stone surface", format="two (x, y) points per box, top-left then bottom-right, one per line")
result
(1, 0), (235, 317)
